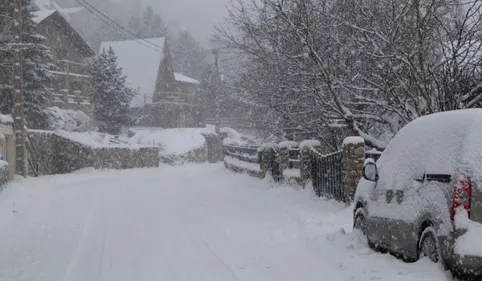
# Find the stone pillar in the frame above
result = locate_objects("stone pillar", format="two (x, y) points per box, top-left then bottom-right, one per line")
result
(299, 140), (321, 181)
(277, 141), (298, 179)
(342, 137), (365, 204)
(258, 143), (278, 179)
(202, 132), (228, 163)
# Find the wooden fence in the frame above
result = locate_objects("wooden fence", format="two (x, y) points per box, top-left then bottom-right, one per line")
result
(224, 145), (260, 163)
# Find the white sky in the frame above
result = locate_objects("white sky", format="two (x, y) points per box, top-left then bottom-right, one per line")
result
(143, 0), (231, 46)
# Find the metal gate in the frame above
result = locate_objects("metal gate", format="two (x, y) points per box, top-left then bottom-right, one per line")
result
(311, 150), (344, 202)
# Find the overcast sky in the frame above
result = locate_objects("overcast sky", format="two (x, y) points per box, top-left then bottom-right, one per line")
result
(143, 0), (231, 46)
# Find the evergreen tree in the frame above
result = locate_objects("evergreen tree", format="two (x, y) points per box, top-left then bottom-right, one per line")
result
(170, 31), (209, 80)
(128, 6), (168, 39)
(89, 47), (134, 135)
(0, 0), (54, 129)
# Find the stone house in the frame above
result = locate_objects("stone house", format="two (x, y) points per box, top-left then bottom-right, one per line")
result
(100, 37), (202, 128)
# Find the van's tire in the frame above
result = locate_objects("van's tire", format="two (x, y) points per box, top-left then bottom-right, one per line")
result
(353, 208), (367, 235)
(418, 226), (440, 263)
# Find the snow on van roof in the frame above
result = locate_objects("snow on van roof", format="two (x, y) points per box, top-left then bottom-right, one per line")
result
(377, 109), (482, 191)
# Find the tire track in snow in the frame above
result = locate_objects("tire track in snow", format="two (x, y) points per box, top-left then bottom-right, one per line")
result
(60, 191), (102, 281)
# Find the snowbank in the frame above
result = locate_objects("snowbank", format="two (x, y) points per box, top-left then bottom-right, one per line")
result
(55, 131), (149, 149)
(130, 126), (253, 157)
(129, 128), (207, 156)
(299, 140), (320, 149)
(257, 142), (278, 152)
(343, 136), (364, 146)
(283, 168), (300, 178)
(279, 141), (299, 149)
(454, 207), (482, 257)
(0, 114), (13, 125)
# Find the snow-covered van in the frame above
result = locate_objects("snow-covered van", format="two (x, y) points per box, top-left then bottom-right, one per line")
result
(353, 109), (482, 277)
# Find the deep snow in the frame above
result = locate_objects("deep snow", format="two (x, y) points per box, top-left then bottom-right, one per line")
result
(0, 164), (451, 281)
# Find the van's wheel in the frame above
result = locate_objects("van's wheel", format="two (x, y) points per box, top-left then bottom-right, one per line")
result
(418, 226), (440, 263)
(353, 208), (367, 235)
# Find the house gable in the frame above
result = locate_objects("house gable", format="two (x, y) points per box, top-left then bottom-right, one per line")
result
(34, 10), (95, 61)
(153, 39), (177, 102)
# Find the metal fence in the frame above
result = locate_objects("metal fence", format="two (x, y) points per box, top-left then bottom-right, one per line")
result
(311, 150), (344, 201)
(224, 145), (260, 163)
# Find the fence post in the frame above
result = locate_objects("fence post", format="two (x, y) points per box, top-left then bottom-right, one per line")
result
(342, 137), (365, 204)
(202, 131), (228, 163)
(299, 140), (321, 182)
(258, 143), (278, 179)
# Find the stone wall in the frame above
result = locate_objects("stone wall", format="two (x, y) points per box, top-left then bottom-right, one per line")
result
(28, 130), (159, 175)
(341, 137), (366, 203)
(160, 145), (207, 166)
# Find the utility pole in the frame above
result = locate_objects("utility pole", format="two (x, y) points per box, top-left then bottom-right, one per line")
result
(12, 0), (27, 177)
(213, 48), (220, 134)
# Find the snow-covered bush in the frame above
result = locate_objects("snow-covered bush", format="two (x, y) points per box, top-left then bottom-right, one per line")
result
(46, 107), (96, 132)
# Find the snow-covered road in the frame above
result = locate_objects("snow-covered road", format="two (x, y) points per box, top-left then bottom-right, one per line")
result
(0, 164), (453, 281)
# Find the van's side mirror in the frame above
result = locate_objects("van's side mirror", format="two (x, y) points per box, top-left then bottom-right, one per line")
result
(363, 162), (378, 182)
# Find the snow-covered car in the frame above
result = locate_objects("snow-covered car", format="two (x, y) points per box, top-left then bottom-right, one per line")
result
(353, 109), (482, 277)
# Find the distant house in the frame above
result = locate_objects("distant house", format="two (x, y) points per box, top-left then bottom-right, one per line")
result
(33, 10), (96, 114)
(33, 0), (84, 16)
(100, 37), (202, 128)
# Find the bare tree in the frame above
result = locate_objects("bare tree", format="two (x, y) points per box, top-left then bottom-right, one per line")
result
(215, 0), (482, 151)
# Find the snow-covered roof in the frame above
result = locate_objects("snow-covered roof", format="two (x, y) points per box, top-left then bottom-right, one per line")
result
(32, 10), (56, 24)
(34, 0), (84, 15)
(174, 72), (200, 85)
(32, 10), (95, 57)
(100, 38), (166, 108)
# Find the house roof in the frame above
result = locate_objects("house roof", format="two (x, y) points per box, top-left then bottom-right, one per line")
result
(174, 72), (200, 85)
(32, 10), (95, 57)
(34, 0), (84, 15)
(32, 9), (56, 24)
(100, 38), (166, 108)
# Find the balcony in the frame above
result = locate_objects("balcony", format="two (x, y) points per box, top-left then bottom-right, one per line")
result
(48, 60), (92, 113)
(49, 60), (90, 79)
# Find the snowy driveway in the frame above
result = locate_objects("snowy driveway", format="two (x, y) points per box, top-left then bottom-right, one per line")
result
(0, 164), (452, 281)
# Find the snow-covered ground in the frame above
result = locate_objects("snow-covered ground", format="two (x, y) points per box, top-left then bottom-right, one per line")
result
(0, 164), (451, 281)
